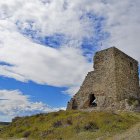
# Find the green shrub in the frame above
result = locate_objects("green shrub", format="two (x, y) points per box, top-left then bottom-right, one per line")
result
(66, 117), (73, 125)
(40, 130), (54, 138)
(83, 122), (99, 131)
(53, 120), (62, 128)
(22, 130), (31, 138)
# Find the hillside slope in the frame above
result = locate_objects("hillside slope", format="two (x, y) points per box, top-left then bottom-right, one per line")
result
(0, 111), (140, 140)
(107, 122), (140, 140)
(0, 122), (10, 130)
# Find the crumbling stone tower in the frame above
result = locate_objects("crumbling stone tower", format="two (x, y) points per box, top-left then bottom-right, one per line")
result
(67, 47), (140, 111)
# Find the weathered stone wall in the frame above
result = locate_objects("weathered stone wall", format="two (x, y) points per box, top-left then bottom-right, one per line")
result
(93, 48), (117, 109)
(139, 87), (140, 98)
(67, 71), (94, 109)
(67, 47), (140, 111)
(114, 48), (139, 101)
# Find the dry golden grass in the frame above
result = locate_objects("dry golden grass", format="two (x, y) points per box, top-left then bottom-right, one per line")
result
(0, 111), (140, 140)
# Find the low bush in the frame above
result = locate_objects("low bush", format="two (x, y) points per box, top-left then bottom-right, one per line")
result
(84, 122), (99, 131)
(22, 130), (31, 138)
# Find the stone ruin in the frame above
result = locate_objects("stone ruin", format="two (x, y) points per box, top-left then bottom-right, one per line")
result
(67, 47), (140, 112)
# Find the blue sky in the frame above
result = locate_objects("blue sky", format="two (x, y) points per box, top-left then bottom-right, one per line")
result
(0, 0), (140, 122)
(0, 77), (69, 107)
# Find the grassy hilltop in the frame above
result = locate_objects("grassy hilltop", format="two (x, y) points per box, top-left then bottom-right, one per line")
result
(0, 122), (10, 129)
(0, 111), (140, 140)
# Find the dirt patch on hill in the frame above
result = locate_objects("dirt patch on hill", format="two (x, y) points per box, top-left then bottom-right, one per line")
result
(107, 122), (140, 140)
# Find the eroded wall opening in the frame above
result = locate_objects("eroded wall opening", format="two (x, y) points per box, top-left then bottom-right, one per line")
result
(72, 99), (78, 110)
(89, 94), (97, 107)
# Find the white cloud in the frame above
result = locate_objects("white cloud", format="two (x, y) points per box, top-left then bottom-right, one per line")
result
(0, 0), (93, 40)
(0, 0), (140, 97)
(0, 0), (93, 96)
(99, 0), (140, 61)
(0, 26), (92, 87)
(0, 90), (65, 122)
